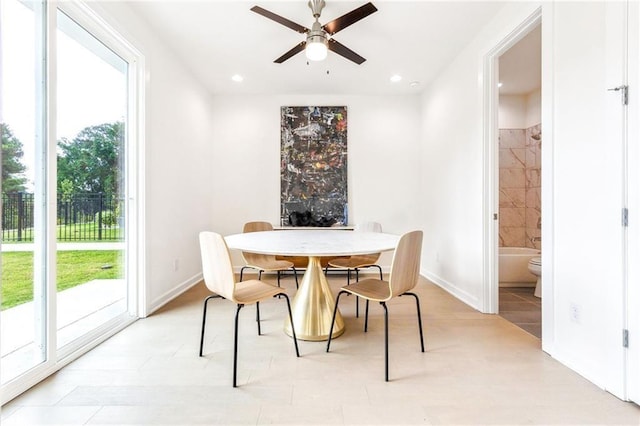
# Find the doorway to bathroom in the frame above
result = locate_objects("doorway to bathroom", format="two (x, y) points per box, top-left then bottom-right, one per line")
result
(495, 24), (542, 338)
(480, 8), (542, 337)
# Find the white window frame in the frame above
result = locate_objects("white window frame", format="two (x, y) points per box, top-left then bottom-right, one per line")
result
(0, 0), (145, 404)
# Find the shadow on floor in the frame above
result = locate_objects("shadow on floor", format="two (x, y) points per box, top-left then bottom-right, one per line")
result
(499, 286), (541, 338)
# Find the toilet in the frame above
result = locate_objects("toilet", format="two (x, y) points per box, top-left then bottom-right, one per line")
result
(528, 257), (542, 298)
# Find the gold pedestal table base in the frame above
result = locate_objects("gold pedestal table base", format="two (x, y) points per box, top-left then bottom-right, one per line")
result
(284, 256), (344, 341)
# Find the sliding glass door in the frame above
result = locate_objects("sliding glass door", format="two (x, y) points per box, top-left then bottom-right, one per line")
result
(0, 0), (47, 385)
(55, 9), (128, 351)
(1, 0), (141, 403)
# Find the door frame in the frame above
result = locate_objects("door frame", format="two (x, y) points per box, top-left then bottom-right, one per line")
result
(482, 7), (543, 313)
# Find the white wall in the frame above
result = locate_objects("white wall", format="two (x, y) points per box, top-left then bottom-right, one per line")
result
(498, 90), (541, 128)
(419, 2), (541, 308)
(524, 90), (541, 127)
(90, 2), (216, 314)
(498, 94), (527, 128)
(209, 94), (422, 268)
(420, 0), (628, 399)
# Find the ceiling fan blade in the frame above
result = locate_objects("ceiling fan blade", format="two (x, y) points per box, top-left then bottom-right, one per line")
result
(322, 2), (377, 35)
(328, 39), (366, 65)
(274, 42), (306, 63)
(250, 5), (309, 34)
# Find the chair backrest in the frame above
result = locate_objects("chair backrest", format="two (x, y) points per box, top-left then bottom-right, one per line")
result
(243, 221), (273, 233)
(387, 230), (423, 298)
(199, 231), (236, 300)
(355, 221), (382, 233)
(241, 221), (276, 264)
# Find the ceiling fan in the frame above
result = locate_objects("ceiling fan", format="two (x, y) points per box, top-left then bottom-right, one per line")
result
(250, 0), (377, 65)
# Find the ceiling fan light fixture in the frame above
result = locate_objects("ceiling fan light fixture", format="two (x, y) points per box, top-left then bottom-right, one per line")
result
(306, 33), (328, 61)
(251, 1), (377, 64)
(306, 19), (328, 61)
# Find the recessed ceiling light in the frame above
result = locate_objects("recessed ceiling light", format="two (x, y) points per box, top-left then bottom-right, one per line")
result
(390, 74), (402, 83)
(498, 82), (503, 88)
(231, 74), (244, 82)
(409, 81), (421, 87)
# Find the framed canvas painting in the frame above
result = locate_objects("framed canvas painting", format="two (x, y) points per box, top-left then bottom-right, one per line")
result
(280, 106), (348, 226)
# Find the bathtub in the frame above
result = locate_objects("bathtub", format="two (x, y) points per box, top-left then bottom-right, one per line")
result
(499, 247), (541, 286)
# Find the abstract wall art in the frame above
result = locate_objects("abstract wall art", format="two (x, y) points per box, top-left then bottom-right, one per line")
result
(280, 106), (348, 226)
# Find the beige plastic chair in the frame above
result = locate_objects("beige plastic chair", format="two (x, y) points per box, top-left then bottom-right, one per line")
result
(326, 230), (425, 381)
(240, 221), (299, 289)
(198, 231), (300, 387)
(325, 222), (383, 317)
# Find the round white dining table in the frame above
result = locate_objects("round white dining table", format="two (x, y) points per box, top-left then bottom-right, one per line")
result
(225, 229), (399, 341)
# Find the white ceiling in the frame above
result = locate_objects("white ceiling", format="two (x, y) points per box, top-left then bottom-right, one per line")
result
(127, 1), (510, 95)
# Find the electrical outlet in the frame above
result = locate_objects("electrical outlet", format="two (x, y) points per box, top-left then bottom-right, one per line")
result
(570, 303), (581, 323)
(173, 259), (179, 272)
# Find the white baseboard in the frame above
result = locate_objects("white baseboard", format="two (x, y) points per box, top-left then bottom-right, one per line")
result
(147, 272), (202, 316)
(421, 270), (481, 311)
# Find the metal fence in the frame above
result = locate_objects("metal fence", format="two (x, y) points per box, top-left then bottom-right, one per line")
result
(2, 192), (124, 242)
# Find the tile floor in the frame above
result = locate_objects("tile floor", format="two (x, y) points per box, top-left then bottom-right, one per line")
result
(2, 275), (639, 425)
(498, 286), (541, 338)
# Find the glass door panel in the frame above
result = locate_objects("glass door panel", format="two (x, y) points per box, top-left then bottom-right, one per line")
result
(55, 10), (127, 349)
(0, 0), (47, 384)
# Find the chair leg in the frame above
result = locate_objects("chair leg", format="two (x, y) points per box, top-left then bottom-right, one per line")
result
(405, 292), (425, 352)
(279, 293), (300, 357)
(364, 299), (370, 332)
(199, 295), (220, 356)
(233, 304), (244, 388)
(380, 301), (389, 382)
(292, 267), (299, 289)
(277, 270), (281, 287)
(256, 301), (261, 335)
(374, 264), (383, 280)
(326, 290), (348, 352)
(355, 268), (360, 318)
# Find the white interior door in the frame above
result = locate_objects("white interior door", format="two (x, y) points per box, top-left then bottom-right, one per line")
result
(604, 0), (640, 403)
(603, 0), (631, 400)
(626, 0), (640, 404)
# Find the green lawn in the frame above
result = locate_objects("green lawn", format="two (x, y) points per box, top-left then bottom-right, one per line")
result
(1, 250), (123, 310)
(2, 222), (122, 243)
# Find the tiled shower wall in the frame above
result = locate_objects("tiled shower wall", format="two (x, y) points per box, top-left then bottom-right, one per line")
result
(499, 123), (541, 249)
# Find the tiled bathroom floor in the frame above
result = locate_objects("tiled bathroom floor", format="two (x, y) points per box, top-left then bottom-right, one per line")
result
(499, 286), (541, 338)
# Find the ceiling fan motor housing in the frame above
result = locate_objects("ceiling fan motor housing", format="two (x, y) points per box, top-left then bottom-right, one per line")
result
(307, 20), (328, 46)
(308, 0), (326, 18)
